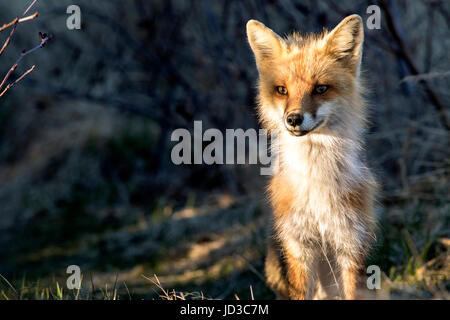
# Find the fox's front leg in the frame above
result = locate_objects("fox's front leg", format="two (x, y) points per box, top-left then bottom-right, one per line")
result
(341, 266), (358, 299)
(338, 255), (364, 300)
(283, 246), (316, 300)
(338, 216), (375, 299)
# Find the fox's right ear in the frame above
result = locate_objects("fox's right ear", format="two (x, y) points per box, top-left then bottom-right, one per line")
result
(246, 20), (284, 69)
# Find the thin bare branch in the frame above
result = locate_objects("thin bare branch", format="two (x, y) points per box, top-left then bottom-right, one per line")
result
(0, 65), (35, 98)
(0, 35), (51, 96)
(0, 0), (40, 60)
(23, 0), (39, 16)
(0, 19), (18, 57)
(400, 71), (450, 83)
(0, 12), (39, 32)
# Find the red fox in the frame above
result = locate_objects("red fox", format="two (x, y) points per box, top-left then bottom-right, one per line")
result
(246, 15), (378, 299)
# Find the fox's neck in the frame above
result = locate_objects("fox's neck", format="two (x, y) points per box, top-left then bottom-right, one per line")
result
(275, 120), (365, 190)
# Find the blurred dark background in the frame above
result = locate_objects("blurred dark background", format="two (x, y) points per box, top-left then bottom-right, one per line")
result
(0, 0), (448, 299)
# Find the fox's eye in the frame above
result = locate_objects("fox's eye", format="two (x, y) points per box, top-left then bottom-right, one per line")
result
(276, 86), (288, 95)
(313, 85), (329, 95)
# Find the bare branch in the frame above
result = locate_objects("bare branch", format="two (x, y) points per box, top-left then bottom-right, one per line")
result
(400, 71), (450, 83)
(380, 0), (450, 131)
(0, 65), (35, 98)
(0, 12), (39, 32)
(0, 0), (49, 98)
(0, 0), (40, 57)
(23, 0), (39, 16)
(0, 35), (52, 97)
(0, 19), (18, 57)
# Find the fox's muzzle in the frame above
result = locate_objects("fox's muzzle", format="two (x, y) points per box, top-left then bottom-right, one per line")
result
(284, 110), (324, 136)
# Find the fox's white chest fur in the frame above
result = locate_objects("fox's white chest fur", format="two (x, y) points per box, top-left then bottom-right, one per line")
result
(274, 130), (371, 256)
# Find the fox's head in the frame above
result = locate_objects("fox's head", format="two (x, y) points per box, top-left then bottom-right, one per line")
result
(247, 15), (365, 137)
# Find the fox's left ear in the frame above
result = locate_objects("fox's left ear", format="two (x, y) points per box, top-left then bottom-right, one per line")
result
(325, 14), (364, 75)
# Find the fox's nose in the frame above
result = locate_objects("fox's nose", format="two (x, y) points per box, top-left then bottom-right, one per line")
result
(285, 112), (304, 129)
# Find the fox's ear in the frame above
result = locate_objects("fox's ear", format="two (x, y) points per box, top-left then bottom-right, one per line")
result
(325, 14), (364, 75)
(246, 20), (284, 69)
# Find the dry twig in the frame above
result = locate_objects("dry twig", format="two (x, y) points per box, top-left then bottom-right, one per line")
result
(0, 12), (39, 33)
(23, 0), (39, 16)
(0, 19), (18, 57)
(0, 0), (52, 98)
(0, 34), (52, 98)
